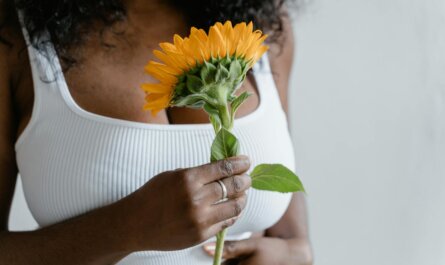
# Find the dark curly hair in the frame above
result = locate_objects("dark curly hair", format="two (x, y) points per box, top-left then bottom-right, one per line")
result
(1, 0), (296, 67)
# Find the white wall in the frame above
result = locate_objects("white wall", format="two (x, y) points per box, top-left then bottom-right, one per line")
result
(8, 1), (445, 264)
(9, 177), (37, 231)
(290, 0), (445, 264)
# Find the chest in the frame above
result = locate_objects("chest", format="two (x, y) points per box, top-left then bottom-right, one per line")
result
(17, 107), (295, 233)
(14, 23), (261, 142)
(62, 54), (261, 126)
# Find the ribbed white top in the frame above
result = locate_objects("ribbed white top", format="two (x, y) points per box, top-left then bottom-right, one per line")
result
(16, 18), (297, 265)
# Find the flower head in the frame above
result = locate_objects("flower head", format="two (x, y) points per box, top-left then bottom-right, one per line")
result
(142, 21), (268, 116)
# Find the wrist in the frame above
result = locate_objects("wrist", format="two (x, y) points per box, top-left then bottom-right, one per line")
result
(109, 192), (147, 253)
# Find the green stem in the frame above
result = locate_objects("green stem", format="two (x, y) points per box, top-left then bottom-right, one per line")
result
(211, 102), (233, 265)
(213, 229), (227, 265)
(218, 104), (233, 130)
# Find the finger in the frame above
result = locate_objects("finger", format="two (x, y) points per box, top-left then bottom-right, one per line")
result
(207, 195), (247, 224)
(222, 239), (259, 259)
(188, 155), (251, 185)
(204, 215), (239, 240)
(199, 174), (251, 203)
(202, 238), (259, 259)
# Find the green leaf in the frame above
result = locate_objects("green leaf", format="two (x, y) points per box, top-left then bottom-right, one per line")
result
(203, 103), (221, 131)
(210, 128), (240, 162)
(231, 92), (252, 119)
(250, 164), (305, 193)
(186, 74), (204, 93)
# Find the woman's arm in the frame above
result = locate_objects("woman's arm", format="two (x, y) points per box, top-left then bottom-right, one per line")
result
(265, 11), (312, 255)
(249, 13), (314, 262)
(0, 12), (132, 264)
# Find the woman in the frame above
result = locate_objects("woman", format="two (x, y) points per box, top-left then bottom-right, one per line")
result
(0, 0), (313, 264)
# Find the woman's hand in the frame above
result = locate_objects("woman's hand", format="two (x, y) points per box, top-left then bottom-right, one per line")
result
(122, 155), (252, 252)
(203, 237), (313, 265)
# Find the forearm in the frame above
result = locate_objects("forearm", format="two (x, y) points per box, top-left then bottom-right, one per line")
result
(265, 193), (310, 240)
(265, 193), (312, 263)
(0, 198), (133, 265)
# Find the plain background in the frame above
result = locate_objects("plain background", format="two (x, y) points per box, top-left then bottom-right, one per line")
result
(9, 0), (445, 264)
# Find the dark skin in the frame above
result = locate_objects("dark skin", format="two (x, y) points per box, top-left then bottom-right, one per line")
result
(0, 0), (313, 264)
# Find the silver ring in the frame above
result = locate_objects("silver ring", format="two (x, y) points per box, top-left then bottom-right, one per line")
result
(217, 180), (228, 201)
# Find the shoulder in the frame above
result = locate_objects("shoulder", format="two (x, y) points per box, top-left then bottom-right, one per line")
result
(267, 14), (295, 114)
(0, 2), (29, 90)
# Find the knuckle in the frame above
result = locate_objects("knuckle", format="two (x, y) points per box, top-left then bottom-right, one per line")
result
(183, 188), (196, 206)
(181, 170), (195, 184)
(218, 159), (234, 177)
(180, 173), (197, 195)
(233, 199), (243, 216)
(232, 175), (243, 193)
(222, 218), (236, 229)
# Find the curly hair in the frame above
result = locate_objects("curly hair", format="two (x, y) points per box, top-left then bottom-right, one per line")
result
(1, 0), (295, 66)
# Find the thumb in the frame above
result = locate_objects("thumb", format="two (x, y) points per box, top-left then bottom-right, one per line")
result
(202, 238), (259, 259)
(223, 238), (259, 259)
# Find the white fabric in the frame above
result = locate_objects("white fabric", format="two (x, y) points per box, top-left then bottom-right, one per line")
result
(15, 21), (296, 264)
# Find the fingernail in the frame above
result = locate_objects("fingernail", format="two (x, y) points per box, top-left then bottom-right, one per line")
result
(203, 242), (216, 255)
(204, 243), (216, 251)
(237, 155), (250, 165)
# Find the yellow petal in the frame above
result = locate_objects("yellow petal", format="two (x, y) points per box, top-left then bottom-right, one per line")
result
(153, 50), (189, 70)
(145, 61), (182, 76)
(144, 65), (178, 85)
(208, 25), (226, 58)
(141, 83), (171, 94)
(144, 93), (171, 111)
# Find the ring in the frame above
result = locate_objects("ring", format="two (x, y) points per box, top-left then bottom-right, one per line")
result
(217, 180), (228, 201)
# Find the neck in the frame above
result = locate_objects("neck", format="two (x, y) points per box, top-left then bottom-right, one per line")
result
(123, 0), (173, 14)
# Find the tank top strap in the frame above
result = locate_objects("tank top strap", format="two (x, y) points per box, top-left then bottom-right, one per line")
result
(252, 51), (287, 115)
(15, 9), (67, 149)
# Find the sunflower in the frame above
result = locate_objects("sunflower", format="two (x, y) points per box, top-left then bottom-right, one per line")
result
(141, 21), (268, 121)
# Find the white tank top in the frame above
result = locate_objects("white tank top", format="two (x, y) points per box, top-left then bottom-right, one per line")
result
(16, 17), (296, 265)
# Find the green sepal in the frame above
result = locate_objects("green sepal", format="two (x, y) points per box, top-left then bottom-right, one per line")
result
(215, 64), (230, 82)
(210, 128), (240, 162)
(174, 82), (186, 96)
(174, 94), (209, 107)
(228, 59), (242, 82)
(186, 74), (204, 93)
(220, 56), (232, 67)
(201, 61), (217, 84)
(203, 103), (219, 115)
(250, 164), (306, 193)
